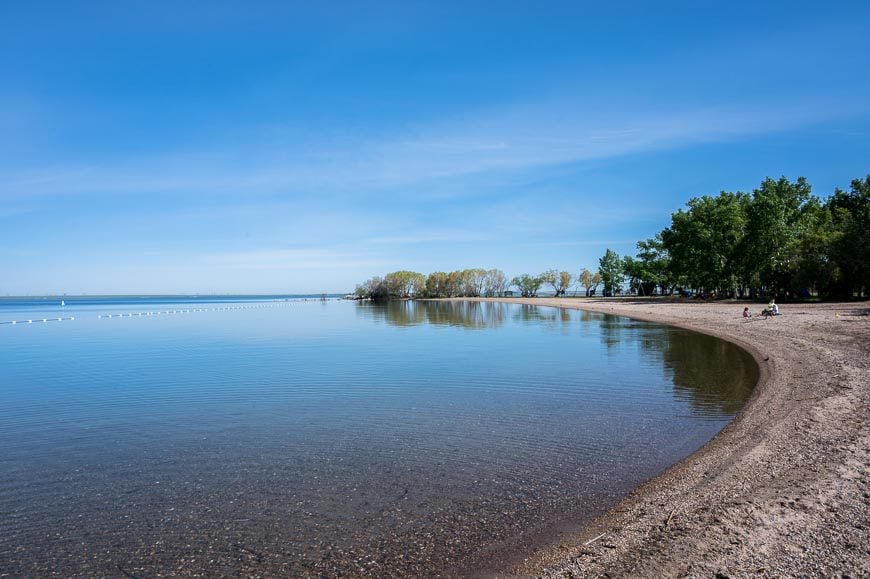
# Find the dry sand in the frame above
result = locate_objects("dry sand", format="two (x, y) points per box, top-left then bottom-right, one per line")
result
(474, 298), (868, 578)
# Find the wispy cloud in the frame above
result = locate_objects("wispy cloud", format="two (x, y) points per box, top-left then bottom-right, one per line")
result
(0, 99), (853, 202)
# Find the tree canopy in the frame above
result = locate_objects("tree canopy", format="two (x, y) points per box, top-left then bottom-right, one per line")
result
(626, 175), (869, 298)
(598, 249), (624, 296)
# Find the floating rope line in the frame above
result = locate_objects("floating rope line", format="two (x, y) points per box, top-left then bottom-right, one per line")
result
(1, 317), (75, 325)
(3, 300), (315, 326)
(97, 302), (296, 320)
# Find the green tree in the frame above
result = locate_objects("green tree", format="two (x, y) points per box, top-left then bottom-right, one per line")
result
(661, 191), (749, 296)
(826, 176), (870, 297)
(424, 271), (450, 298)
(384, 270), (425, 298)
(445, 271), (463, 297)
(511, 274), (543, 297)
(785, 198), (837, 296)
(742, 176), (813, 297)
(622, 256), (647, 296)
(598, 249), (624, 296)
(632, 235), (672, 295)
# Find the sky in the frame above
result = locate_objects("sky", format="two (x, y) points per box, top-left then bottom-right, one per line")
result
(2, 1), (869, 295)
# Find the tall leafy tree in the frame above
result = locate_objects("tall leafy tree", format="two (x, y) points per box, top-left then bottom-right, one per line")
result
(384, 271), (425, 298)
(424, 271), (450, 298)
(742, 176), (813, 296)
(661, 191), (749, 295)
(624, 236), (672, 296)
(511, 274), (543, 297)
(826, 176), (870, 297)
(598, 249), (623, 296)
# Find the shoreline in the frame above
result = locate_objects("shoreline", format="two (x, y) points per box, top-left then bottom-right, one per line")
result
(463, 298), (868, 577)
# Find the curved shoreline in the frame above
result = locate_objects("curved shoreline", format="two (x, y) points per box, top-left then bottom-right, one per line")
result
(460, 298), (868, 577)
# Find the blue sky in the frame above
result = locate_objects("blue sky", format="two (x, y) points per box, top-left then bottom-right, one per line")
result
(2, 1), (869, 295)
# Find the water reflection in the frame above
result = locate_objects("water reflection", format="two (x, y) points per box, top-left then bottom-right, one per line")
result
(638, 326), (757, 416)
(356, 300), (507, 329)
(360, 301), (757, 417)
(597, 315), (758, 416)
(357, 300), (583, 331)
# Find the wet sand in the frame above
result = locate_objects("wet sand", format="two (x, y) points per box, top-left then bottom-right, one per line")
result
(471, 298), (869, 578)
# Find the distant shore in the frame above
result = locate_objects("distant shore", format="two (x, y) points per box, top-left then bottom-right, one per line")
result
(465, 298), (868, 577)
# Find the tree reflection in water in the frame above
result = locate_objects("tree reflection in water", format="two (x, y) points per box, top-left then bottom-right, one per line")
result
(357, 301), (757, 418)
(598, 314), (758, 417)
(357, 300), (507, 329)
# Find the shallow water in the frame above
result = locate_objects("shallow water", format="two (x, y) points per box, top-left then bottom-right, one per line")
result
(0, 298), (757, 576)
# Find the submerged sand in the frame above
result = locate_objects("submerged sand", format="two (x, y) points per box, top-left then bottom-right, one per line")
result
(472, 298), (869, 578)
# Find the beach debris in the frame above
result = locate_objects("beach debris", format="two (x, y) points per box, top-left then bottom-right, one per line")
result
(583, 532), (607, 546)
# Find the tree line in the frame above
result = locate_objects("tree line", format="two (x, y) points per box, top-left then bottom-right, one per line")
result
(621, 175), (868, 299)
(354, 269), (509, 300)
(353, 175), (868, 301)
(353, 268), (605, 300)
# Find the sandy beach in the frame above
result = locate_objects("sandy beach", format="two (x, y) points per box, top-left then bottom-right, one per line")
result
(470, 298), (869, 577)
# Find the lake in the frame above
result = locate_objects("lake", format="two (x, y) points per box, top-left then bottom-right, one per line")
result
(0, 297), (757, 576)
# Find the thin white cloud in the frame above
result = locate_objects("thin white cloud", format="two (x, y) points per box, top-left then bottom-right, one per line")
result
(0, 99), (857, 201)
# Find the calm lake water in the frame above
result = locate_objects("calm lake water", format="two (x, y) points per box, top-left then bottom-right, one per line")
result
(0, 297), (757, 576)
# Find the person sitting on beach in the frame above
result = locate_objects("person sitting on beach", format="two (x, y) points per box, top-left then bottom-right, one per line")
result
(768, 299), (780, 316)
(760, 300), (780, 318)
(743, 307), (750, 318)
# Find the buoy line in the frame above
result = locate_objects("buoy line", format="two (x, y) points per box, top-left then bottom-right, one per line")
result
(0, 317), (75, 325)
(97, 302), (296, 320)
(2, 300), (325, 326)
